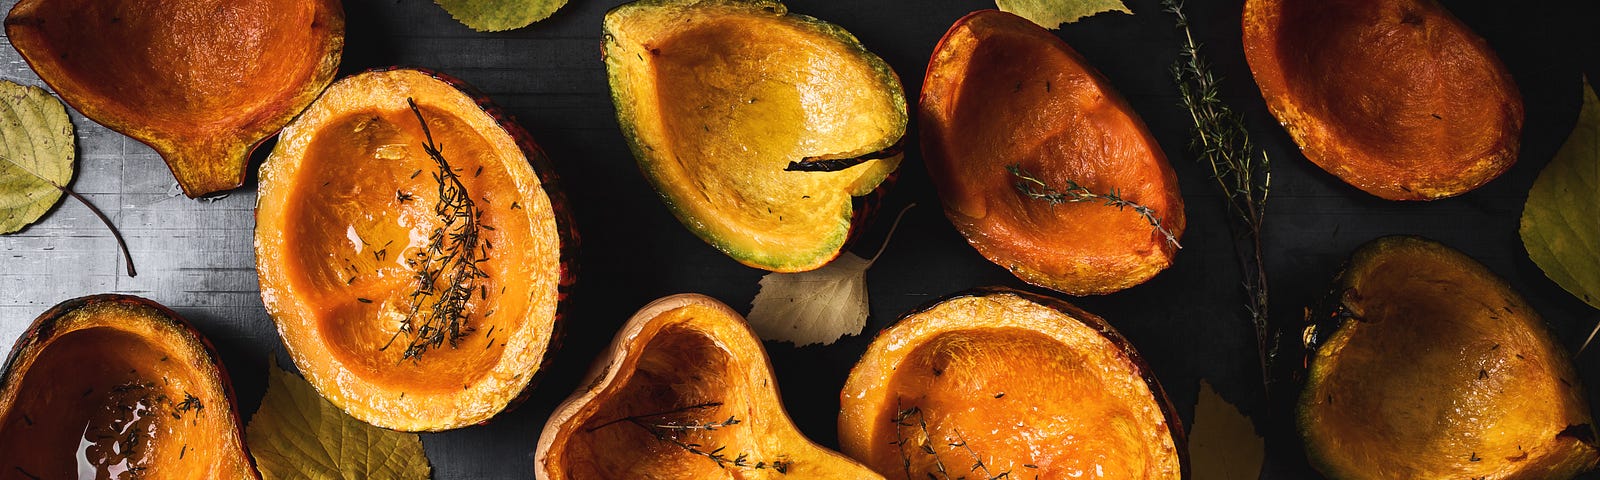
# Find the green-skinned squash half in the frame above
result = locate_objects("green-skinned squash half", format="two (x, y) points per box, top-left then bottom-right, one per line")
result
(0, 295), (258, 479)
(603, 0), (907, 272)
(1300, 236), (1599, 479)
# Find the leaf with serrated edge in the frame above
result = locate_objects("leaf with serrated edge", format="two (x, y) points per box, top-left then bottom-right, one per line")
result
(749, 205), (913, 346)
(1189, 380), (1264, 480)
(1522, 77), (1600, 312)
(0, 80), (72, 234)
(996, 0), (1130, 29)
(434, 0), (567, 32)
(247, 363), (431, 480)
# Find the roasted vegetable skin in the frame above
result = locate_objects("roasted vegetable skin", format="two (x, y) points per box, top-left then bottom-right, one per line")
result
(603, 0), (907, 272)
(256, 68), (575, 432)
(1242, 0), (1522, 200)
(0, 295), (259, 479)
(840, 287), (1186, 479)
(535, 294), (880, 479)
(1300, 236), (1599, 479)
(920, 10), (1184, 295)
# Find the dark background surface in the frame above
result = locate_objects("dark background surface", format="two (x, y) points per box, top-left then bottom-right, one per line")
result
(1, 0), (1598, 478)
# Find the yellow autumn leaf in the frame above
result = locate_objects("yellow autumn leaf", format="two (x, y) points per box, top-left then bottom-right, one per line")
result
(1189, 380), (1264, 480)
(748, 204), (913, 346)
(0, 80), (73, 234)
(996, 0), (1131, 29)
(1522, 77), (1600, 312)
(247, 363), (431, 480)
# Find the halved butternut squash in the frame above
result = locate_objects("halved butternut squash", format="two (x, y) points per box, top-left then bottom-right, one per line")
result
(1243, 0), (1522, 200)
(921, 10), (1184, 295)
(840, 287), (1186, 479)
(255, 68), (575, 431)
(1300, 236), (1598, 479)
(0, 295), (257, 479)
(4, 0), (344, 197)
(603, 0), (907, 272)
(536, 294), (880, 479)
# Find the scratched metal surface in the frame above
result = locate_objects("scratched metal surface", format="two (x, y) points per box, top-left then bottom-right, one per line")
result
(0, 0), (1597, 478)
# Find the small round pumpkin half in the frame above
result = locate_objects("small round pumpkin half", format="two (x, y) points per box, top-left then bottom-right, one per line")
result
(603, 0), (907, 273)
(1242, 0), (1522, 200)
(536, 294), (881, 479)
(4, 0), (344, 197)
(0, 295), (257, 479)
(1299, 236), (1599, 479)
(840, 287), (1186, 479)
(921, 10), (1184, 296)
(255, 68), (574, 431)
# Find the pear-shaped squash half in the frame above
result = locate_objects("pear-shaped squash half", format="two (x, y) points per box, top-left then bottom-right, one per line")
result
(1300, 236), (1599, 479)
(603, 0), (907, 273)
(840, 287), (1186, 479)
(0, 295), (257, 479)
(4, 0), (344, 197)
(256, 68), (574, 432)
(536, 294), (881, 479)
(921, 10), (1184, 296)
(1242, 0), (1522, 200)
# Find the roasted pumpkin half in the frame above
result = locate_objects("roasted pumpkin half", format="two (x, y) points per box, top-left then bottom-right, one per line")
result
(4, 0), (344, 197)
(1300, 236), (1599, 479)
(1242, 0), (1522, 200)
(256, 68), (574, 431)
(603, 0), (907, 272)
(921, 10), (1184, 295)
(536, 294), (880, 479)
(0, 295), (257, 479)
(840, 287), (1186, 479)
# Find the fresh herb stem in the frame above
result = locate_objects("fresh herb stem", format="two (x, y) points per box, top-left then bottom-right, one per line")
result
(1164, 0), (1273, 391)
(1008, 164), (1181, 249)
(588, 401), (788, 473)
(381, 98), (490, 361)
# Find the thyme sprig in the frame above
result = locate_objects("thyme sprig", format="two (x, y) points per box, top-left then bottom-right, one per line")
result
(589, 401), (789, 474)
(1008, 164), (1181, 249)
(891, 403), (1022, 480)
(1164, 0), (1274, 391)
(381, 98), (490, 361)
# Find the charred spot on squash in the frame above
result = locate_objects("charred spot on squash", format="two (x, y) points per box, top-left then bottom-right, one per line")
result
(1242, 0), (1522, 200)
(920, 10), (1184, 296)
(603, 0), (907, 272)
(536, 295), (879, 479)
(256, 68), (571, 432)
(4, 0), (344, 198)
(840, 288), (1185, 479)
(0, 295), (257, 479)
(1300, 236), (1599, 479)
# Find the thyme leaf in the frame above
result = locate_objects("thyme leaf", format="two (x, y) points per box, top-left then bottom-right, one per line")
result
(1008, 164), (1180, 249)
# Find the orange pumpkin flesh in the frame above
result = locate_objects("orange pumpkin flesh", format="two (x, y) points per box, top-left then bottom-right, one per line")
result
(256, 68), (572, 431)
(0, 295), (257, 479)
(921, 10), (1184, 296)
(4, 0), (344, 197)
(536, 294), (880, 479)
(840, 288), (1185, 479)
(1242, 0), (1522, 200)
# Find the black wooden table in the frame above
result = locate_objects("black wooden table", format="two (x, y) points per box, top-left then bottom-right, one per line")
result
(1, 0), (1597, 478)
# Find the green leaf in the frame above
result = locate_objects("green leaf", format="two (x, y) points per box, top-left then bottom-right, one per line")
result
(1521, 77), (1600, 311)
(247, 363), (431, 480)
(996, 0), (1131, 29)
(0, 80), (74, 234)
(434, 0), (568, 32)
(1189, 380), (1264, 480)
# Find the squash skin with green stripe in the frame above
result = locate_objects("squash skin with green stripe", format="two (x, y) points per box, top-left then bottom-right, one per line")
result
(603, 0), (906, 272)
